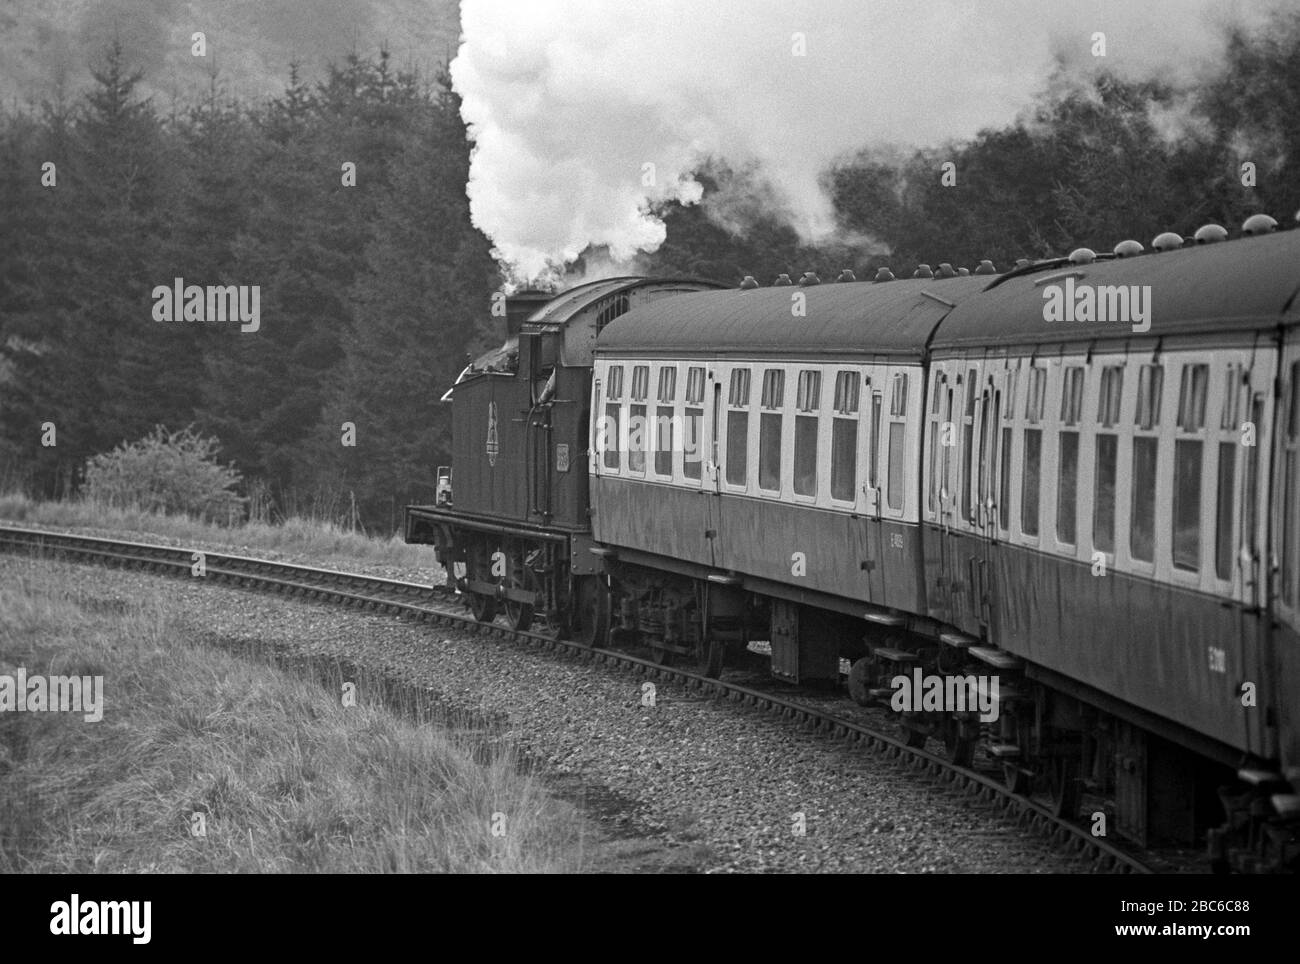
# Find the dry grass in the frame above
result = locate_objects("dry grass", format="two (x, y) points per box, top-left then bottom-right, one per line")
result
(0, 556), (590, 873)
(0, 492), (431, 571)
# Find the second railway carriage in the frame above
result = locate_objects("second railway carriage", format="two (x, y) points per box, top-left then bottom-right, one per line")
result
(923, 229), (1300, 848)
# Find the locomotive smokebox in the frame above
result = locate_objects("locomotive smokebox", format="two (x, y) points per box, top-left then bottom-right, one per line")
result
(505, 289), (553, 338)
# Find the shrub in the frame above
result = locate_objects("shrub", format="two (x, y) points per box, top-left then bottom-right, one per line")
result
(82, 426), (246, 523)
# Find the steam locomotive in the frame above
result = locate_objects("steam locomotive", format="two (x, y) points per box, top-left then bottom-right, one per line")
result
(406, 215), (1300, 871)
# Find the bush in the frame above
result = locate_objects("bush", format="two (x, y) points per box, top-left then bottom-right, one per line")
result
(82, 426), (246, 524)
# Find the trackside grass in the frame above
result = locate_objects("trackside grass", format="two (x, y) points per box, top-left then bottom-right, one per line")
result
(0, 492), (432, 571)
(0, 556), (590, 872)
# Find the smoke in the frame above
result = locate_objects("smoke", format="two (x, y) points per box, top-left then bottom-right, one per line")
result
(451, 0), (1281, 282)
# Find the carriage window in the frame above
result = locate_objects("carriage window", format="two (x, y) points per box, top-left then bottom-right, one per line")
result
(1172, 363), (1208, 571)
(759, 369), (785, 492)
(631, 365), (649, 402)
(1004, 369), (1018, 420)
(927, 373), (945, 513)
(1022, 428), (1041, 536)
(1025, 367), (1046, 423)
(654, 366), (677, 477)
(999, 426), (1012, 530)
(832, 372), (861, 502)
(1177, 364), (1208, 431)
(1173, 440), (1201, 571)
(629, 364), (649, 473)
(1291, 363), (1300, 441)
(685, 366), (706, 405)
(1094, 435), (1117, 552)
(1221, 364), (1243, 432)
(1245, 394), (1262, 567)
(1216, 443), (1236, 581)
(1057, 430), (1078, 544)
(683, 366), (705, 481)
(961, 372), (976, 521)
(1060, 367), (1084, 425)
(795, 370), (821, 496)
(888, 423), (905, 509)
(891, 372), (910, 416)
(657, 367), (677, 404)
(870, 393), (882, 489)
(603, 366), (623, 470)
(1098, 365), (1123, 426)
(1131, 437), (1158, 562)
(1136, 364), (1163, 430)
(726, 369), (751, 486)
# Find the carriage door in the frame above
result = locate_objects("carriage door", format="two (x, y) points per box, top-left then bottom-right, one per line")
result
(862, 380), (887, 602)
(974, 369), (1006, 636)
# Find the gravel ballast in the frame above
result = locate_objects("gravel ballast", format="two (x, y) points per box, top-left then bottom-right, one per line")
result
(4, 554), (1078, 873)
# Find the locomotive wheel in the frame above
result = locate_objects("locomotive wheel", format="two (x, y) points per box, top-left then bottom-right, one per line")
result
(648, 641), (672, 665)
(570, 576), (609, 648)
(902, 725), (928, 749)
(847, 656), (875, 706)
(503, 564), (534, 632)
(523, 566), (560, 637)
(468, 591), (497, 623)
(504, 595), (533, 632)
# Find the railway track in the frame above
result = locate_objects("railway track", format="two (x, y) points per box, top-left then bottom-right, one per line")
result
(0, 523), (1156, 873)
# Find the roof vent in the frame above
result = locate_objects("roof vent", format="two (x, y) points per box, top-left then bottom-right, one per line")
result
(974, 259), (997, 275)
(1112, 239), (1144, 258)
(912, 264), (934, 279)
(1068, 247), (1096, 265)
(1194, 223), (1227, 244)
(1015, 258), (1031, 269)
(799, 271), (821, 286)
(1242, 213), (1278, 236)
(739, 275), (759, 290)
(837, 269), (856, 282)
(773, 273), (792, 286)
(957, 267), (970, 276)
(873, 267), (895, 283)
(936, 263), (957, 278)
(1152, 231), (1183, 252)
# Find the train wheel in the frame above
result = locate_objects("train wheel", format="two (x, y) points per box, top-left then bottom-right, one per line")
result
(698, 637), (725, 679)
(570, 576), (609, 648)
(1043, 756), (1081, 819)
(847, 656), (875, 706)
(942, 717), (976, 767)
(503, 562), (534, 632)
(468, 592), (497, 623)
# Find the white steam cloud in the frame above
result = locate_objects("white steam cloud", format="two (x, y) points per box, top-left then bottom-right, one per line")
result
(451, 0), (1277, 281)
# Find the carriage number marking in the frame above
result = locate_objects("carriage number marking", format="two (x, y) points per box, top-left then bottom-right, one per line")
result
(1208, 646), (1226, 674)
(890, 533), (904, 550)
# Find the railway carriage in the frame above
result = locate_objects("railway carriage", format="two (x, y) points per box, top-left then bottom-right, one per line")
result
(406, 220), (1300, 871)
(588, 277), (985, 677)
